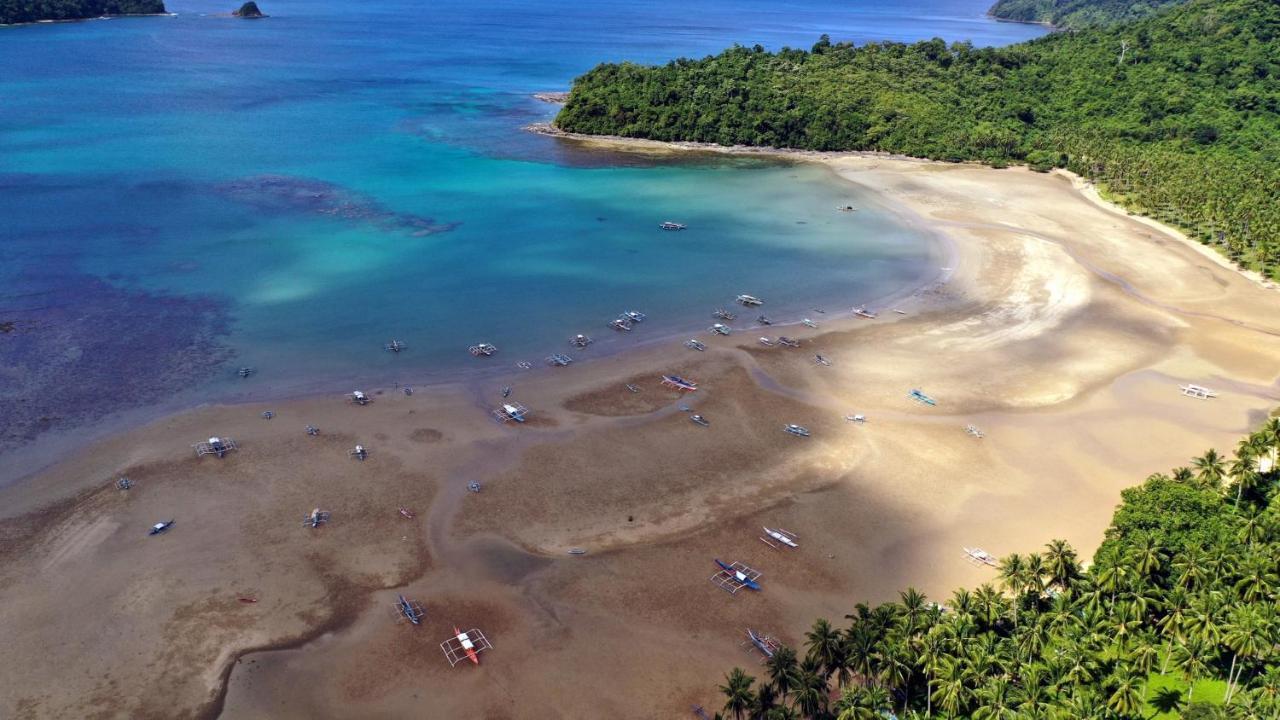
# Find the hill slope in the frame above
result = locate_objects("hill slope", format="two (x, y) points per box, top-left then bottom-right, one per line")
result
(556, 0), (1280, 280)
(988, 0), (1189, 28)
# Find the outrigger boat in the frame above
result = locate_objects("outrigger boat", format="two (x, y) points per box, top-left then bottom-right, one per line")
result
(777, 336), (800, 348)
(908, 389), (937, 406)
(836, 204), (856, 212)
(690, 414), (710, 427)
(662, 375), (698, 391)
(802, 318), (819, 329)
(451, 627), (483, 665)
(350, 390), (371, 406)
(469, 343), (497, 357)
(623, 310), (647, 323)
(814, 354), (831, 366)
(758, 337), (775, 347)
(761, 527), (798, 549)
(659, 221), (687, 231)
(569, 334), (593, 348)
(714, 559), (761, 591)
(625, 383), (641, 393)
(964, 547), (998, 567)
(684, 339), (706, 352)
(399, 507), (417, 519)
(709, 323), (732, 336)
(965, 424), (985, 439)
(149, 520), (175, 536)
(736, 294), (764, 307)
(713, 308), (737, 321)
(546, 353), (574, 367)
(610, 317), (633, 332)
(384, 339), (407, 353)
(303, 508), (331, 528)
(756, 315), (772, 325)
(783, 424), (811, 437)
(746, 629), (781, 659)
(1180, 384), (1218, 399)
(237, 367), (255, 378)
(853, 305), (878, 319)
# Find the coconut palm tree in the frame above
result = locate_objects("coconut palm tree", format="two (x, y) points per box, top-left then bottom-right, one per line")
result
(1105, 668), (1144, 718)
(1129, 536), (1166, 580)
(793, 658), (830, 719)
(1044, 539), (1081, 591)
(767, 645), (800, 703)
(806, 618), (843, 682)
(1193, 448), (1227, 490)
(1223, 605), (1270, 704)
(720, 668), (757, 720)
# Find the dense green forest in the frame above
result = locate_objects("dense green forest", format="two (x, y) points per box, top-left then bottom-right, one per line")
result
(705, 417), (1280, 719)
(0, 0), (164, 24)
(556, 0), (1280, 281)
(988, 0), (1188, 28)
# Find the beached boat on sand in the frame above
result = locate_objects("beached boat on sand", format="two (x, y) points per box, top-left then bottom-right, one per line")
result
(709, 323), (732, 336)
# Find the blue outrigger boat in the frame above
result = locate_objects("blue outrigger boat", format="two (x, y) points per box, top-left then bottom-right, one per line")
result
(714, 559), (761, 591)
(908, 389), (937, 406)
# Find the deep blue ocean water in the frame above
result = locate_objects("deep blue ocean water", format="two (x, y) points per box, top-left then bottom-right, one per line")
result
(0, 0), (1045, 453)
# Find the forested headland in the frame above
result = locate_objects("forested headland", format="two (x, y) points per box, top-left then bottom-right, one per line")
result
(707, 417), (1280, 719)
(988, 0), (1188, 28)
(555, 0), (1280, 281)
(0, 0), (165, 25)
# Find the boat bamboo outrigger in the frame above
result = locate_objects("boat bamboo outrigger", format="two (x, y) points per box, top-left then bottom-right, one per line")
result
(492, 402), (529, 423)
(625, 383), (641, 393)
(964, 547), (998, 567)
(546, 353), (574, 367)
(623, 310), (647, 323)
(237, 367), (255, 378)
(469, 343), (497, 357)
(756, 315), (772, 325)
(610, 317), (633, 332)
(743, 628), (782, 662)
(441, 627), (493, 667)
(690, 414), (710, 427)
(384, 339), (407, 353)
(802, 318), (818, 328)
(193, 436), (238, 458)
(349, 390), (371, 406)
(908, 389), (937, 406)
(1180, 384), (1218, 400)
(659, 221), (687, 231)
(777, 336), (800, 348)
(814, 354), (831, 366)
(662, 375), (698, 392)
(709, 323), (732, 336)
(758, 337), (775, 347)
(965, 424), (985, 439)
(684, 339), (706, 352)
(853, 305), (878, 319)
(836, 204), (856, 212)
(710, 559), (762, 595)
(783, 424), (811, 437)
(570, 334), (593, 348)
(736, 294), (764, 307)
(760, 527), (798, 550)
(713, 308), (737, 321)
(349, 444), (368, 460)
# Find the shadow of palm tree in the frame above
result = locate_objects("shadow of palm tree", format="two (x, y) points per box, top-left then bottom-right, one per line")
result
(1149, 686), (1183, 716)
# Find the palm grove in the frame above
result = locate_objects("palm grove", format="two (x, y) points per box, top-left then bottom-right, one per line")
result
(704, 417), (1280, 719)
(555, 0), (1280, 281)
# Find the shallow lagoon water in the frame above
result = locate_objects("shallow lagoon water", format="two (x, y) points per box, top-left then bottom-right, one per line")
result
(0, 0), (1045, 451)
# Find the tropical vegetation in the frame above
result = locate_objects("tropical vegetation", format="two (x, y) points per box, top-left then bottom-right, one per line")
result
(988, 0), (1189, 28)
(704, 416), (1280, 719)
(0, 0), (164, 24)
(555, 0), (1280, 281)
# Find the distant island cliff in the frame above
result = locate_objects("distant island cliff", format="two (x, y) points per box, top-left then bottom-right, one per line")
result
(232, 1), (264, 18)
(0, 0), (166, 25)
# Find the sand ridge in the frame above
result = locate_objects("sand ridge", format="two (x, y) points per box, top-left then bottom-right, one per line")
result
(1, 152), (1278, 719)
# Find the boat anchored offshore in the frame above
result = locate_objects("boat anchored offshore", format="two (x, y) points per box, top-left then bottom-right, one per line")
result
(659, 221), (687, 231)
(469, 343), (497, 357)
(736, 294), (764, 307)
(713, 308), (736, 321)
(610, 317), (633, 332)
(569, 334), (593, 348)
(623, 310), (647, 323)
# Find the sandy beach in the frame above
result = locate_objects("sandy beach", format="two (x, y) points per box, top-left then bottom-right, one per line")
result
(2, 144), (1278, 719)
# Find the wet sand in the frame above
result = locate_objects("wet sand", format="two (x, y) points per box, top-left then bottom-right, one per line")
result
(1, 152), (1278, 719)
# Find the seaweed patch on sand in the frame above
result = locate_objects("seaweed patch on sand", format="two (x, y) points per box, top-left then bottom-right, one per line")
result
(0, 273), (233, 453)
(216, 175), (459, 236)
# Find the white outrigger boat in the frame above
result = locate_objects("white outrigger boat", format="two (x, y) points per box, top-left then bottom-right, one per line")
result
(709, 323), (732, 336)
(659, 221), (687, 231)
(469, 343), (498, 357)
(713, 308), (737, 321)
(761, 527), (798, 549)
(758, 337), (775, 347)
(684, 338), (706, 351)
(801, 318), (819, 329)
(623, 310), (647, 323)
(736, 294), (764, 307)
(610, 317), (633, 332)
(783, 424), (811, 437)
(1180, 384), (1218, 399)
(964, 547), (998, 567)
(570, 334), (593, 348)
(853, 305), (878, 319)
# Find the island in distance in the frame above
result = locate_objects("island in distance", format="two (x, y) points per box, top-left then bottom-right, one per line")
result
(232, 1), (264, 18)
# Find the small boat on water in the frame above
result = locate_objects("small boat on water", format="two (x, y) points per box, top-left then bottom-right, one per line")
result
(713, 308), (737, 321)
(516, 361), (533, 370)
(784, 424), (811, 437)
(546, 353), (574, 367)
(836, 205), (856, 212)
(384, 339), (407, 353)
(709, 323), (732, 336)
(756, 315), (772, 325)
(570, 334), (593, 348)
(469, 343), (498, 357)
(659, 221), (687, 231)
(802, 318), (819, 329)
(736, 294), (764, 307)
(684, 339), (706, 352)
(610, 317), (633, 332)
(624, 310), (647, 323)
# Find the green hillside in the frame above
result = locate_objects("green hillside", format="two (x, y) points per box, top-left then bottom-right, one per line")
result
(556, 0), (1280, 280)
(989, 0), (1189, 28)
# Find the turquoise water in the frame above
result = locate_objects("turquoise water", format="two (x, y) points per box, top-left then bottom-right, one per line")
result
(0, 0), (1045, 451)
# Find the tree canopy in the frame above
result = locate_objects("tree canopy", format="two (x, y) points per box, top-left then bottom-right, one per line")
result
(0, 0), (164, 24)
(988, 0), (1189, 28)
(707, 417), (1280, 719)
(556, 0), (1280, 281)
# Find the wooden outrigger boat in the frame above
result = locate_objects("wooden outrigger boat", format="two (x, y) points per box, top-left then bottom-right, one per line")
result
(469, 342), (497, 357)
(713, 308), (737, 321)
(736, 294), (764, 307)
(610, 317), (633, 332)
(760, 527), (798, 549)
(783, 424), (811, 437)
(801, 318), (819, 328)
(659, 221), (687, 231)
(758, 337), (775, 347)
(570, 334), (593, 348)
(709, 323), (732, 336)
(684, 338), (706, 351)
(853, 305), (878, 319)
(777, 336), (800, 348)
(662, 375), (698, 391)
(1180, 384), (1218, 399)
(964, 547), (998, 567)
